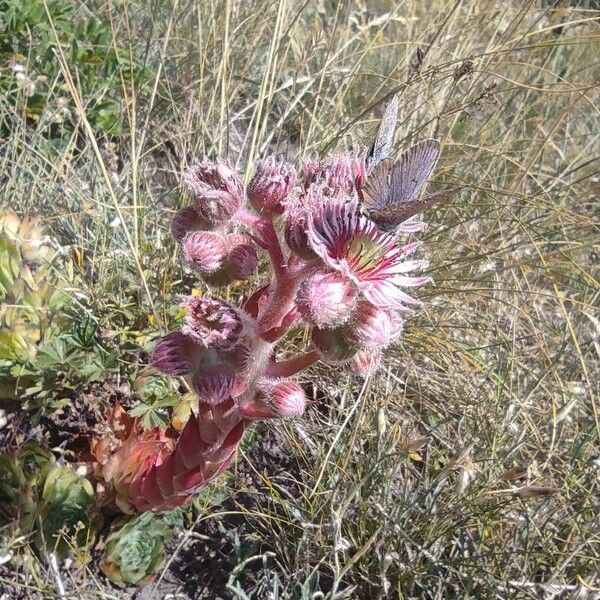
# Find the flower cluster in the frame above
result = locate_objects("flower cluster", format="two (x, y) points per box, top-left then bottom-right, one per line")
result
(101, 146), (438, 512)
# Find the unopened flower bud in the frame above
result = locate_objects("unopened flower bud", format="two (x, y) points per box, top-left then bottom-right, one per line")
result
(351, 349), (382, 377)
(184, 161), (243, 227)
(283, 199), (318, 260)
(303, 153), (365, 195)
(190, 363), (235, 405)
(171, 206), (211, 241)
(258, 379), (306, 417)
(226, 237), (258, 280)
(222, 343), (251, 397)
(151, 331), (203, 376)
(181, 296), (243, 350)
(223, 342), (251, 373)
(182, 231), (228, 276)
(239, 379), (306, 419)
(247, 157), (297, 214)
(296, 270), (357, 328)
(311, 325), (359, 363)
(353, 301), (403, 349)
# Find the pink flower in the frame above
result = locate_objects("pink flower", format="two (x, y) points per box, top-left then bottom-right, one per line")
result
(247, 157), (297, 214)
(282, 188), (324, 260)
(181, 295), (243, 350)
(296, 270), (358, 328)
(306, 199), (431, 310)
(183, 160), (243, 227)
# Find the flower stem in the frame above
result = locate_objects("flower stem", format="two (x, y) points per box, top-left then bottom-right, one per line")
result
(234, 210), (286, 277)
(256, 273), (301, 336)
(265, 350), (320, 377)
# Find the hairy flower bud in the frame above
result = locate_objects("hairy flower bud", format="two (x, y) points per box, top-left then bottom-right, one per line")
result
(226, 236), (258, 280)
(181, 295), (243, 349)
(182, 231), (229, 275)
(351, 348), (382, 376)
(296, 270), (357, 328)
(239, 379), (306, 419)
(303, 153), (366, 195)
(184, 161), (243, 227)
(247, 157), (297, 214)
(190, 363), (236, 405)
(311, 325), (359, 363)
(171, 206), (211, 242)
(283, 197), (318, 260)
(151, 331), (204, 376)
(353, 301), (403, 349)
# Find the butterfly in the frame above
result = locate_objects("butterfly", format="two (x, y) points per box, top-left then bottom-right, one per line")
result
(361, 95), (460, 233)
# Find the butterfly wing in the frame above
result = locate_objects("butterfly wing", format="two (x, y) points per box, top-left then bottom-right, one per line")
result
(367, 186), (462, 232)
(391, 139), (441, 203)
(366, 94), (399, 171)
(361, 159), (392, 208)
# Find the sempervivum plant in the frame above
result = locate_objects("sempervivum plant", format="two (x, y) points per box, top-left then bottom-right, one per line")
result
(101, 510), (183, 585)
(0, 445), (102, 559)
(99, 97), (455, 513)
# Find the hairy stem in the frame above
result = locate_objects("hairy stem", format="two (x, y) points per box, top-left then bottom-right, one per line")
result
(234, 209), (286, 277)
(265, 350), (320, 377)
(256, 273), (301, 336)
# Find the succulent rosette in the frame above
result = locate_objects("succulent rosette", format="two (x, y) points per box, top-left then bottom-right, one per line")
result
(96, 399), (245, 513)
(1, 447), (102, 559)
(101, 510), (182, 585)
(37, 465), (103, 558)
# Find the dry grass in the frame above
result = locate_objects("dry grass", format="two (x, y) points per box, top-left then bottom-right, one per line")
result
(1, 0), (599, 598)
